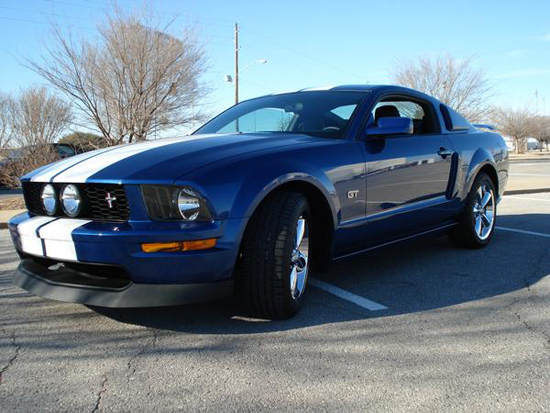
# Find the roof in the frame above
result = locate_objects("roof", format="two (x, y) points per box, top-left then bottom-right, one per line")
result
(254, 84), (439, 105)
(297, 84), (378, 92)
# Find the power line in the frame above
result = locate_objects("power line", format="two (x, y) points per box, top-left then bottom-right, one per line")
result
(0, 5), (97, 23)
(39, 0), (235, 26)
(240, 25), (367, 82)
(0, 15), (95, 31)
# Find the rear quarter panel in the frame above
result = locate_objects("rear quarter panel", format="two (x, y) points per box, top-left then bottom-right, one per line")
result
(447, 130), (509, 200)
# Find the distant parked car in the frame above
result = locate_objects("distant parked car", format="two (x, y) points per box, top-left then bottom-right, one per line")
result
(5, 143), (80, 162)
(9, 85), (508, 319)
(0, 143), (82, 188)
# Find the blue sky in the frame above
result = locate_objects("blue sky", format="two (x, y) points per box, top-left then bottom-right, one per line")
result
(1, 0), (550, 127)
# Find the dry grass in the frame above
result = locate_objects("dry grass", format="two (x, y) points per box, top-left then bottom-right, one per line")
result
(0, 196), (26, 211)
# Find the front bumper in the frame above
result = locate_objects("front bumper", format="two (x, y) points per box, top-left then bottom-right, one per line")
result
(9, 212), (247, 307)
(14, 258), (233, 308)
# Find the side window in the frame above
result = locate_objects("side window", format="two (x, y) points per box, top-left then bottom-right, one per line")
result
(218, 107), (295, 134)
(57, 145), (76, 158)
(371, 97), (437, 135)
(440, 104), (470, 131)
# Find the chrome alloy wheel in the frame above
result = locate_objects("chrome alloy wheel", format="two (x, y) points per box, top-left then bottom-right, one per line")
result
(289, 216), (309, 300)
(472, 184), (495, 241)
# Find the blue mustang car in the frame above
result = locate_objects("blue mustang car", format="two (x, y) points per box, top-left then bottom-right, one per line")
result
(8, 85), (508, 319)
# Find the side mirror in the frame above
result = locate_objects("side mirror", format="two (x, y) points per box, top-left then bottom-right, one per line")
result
(366, 117), (414, 136)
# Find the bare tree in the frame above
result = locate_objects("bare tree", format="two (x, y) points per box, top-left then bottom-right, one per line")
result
(532, 116), (550, 151)
(492, 107), (536, 154)
(27, 6), (208, 146)
(9, 87), (72, 148)
(0, 146), (60, 188)
(390, 54), (493, 122)
(0, 92), (12, 149)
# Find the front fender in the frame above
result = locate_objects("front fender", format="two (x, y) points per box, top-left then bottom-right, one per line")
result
(179, 156), (341, 226)
(237, 167), (340, 228)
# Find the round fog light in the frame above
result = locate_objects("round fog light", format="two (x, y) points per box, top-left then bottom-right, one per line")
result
(61, 184), (81, 217)
(41, 184), (57, 215)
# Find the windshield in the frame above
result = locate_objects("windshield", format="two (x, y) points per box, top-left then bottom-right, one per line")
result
(194, 91), (367, 139)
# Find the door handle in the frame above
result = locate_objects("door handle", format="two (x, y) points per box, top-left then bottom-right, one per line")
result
(438, 148), (453, 159)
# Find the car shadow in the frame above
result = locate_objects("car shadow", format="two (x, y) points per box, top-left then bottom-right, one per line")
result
(91, 212), (550, 335)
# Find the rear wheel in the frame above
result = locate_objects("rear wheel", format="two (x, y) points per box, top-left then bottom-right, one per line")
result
(449, 173), (496, 248)
(238, 191), (311, 319)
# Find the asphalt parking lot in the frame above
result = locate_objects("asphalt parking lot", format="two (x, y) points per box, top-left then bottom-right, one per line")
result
(0, 193), (549, 412)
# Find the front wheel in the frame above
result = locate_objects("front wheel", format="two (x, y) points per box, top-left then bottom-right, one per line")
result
(237, 191), (311, 319)
(449, 173), (497, 248)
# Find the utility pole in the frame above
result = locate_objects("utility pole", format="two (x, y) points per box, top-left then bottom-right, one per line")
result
(234, 22), (239, 105)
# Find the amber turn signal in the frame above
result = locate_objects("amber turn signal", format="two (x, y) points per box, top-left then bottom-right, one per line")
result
(142, 238), (217, 253)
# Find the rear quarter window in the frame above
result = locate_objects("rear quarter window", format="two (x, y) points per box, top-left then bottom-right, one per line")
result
(440, 104), (471, 131)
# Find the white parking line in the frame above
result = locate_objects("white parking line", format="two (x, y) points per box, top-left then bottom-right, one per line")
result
(309, 278), (388, 311)
(496, 226), (550, 238)
(511, 173), (550, 177)
(503, 196), (550, 203)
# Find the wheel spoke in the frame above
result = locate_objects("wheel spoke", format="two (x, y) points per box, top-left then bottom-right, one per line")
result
(290, 266), (298, 296)
(481, 213), (491, 227)
(475, 216), (483, 236)
(477, 186), (484, 202)
(480, 191), (492, 208)
(295, 218), (305, 249)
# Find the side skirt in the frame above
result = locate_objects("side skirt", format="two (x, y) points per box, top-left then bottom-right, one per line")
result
(333, 222), (458, 261)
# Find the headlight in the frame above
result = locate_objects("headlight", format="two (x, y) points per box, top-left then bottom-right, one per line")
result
(61, 184), (82, 217)
(141, 185), (213, 221)
(41, 184), (57, 215)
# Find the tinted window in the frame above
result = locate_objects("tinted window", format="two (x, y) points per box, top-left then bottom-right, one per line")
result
(195, 91), (366, 139)
(57, 145), (75, 157)
(440, 104), (471, 131)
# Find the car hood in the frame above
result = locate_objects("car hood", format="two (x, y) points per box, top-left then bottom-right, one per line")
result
(23, 133), (323, 184)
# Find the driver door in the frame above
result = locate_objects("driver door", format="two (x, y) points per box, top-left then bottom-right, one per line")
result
(364, 96), (457, 241)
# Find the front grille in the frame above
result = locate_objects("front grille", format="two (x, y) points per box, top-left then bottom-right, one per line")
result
(22, 182), (130, 221)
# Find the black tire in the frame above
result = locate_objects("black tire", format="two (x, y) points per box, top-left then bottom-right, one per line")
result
(449, 172), (497, 249)
(237, 191), (311, 319)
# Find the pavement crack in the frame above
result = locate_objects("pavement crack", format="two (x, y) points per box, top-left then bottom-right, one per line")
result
(505, 246), (550, 351)
(0, 329), (21, 384)
(91, 374), (108, 413)
(126, 328), (158, 383)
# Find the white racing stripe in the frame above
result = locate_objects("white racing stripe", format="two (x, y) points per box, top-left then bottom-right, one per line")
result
(31, 133), (226, 183)
(17, 216), (57, 237)
(30, 146), (121, 182)
(309, 278), (388, 311)
(17, 216), (58, 257)
(16, 216), (91, 261)
(38, 219), (92, 261)
(52, 138), (184, 183)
